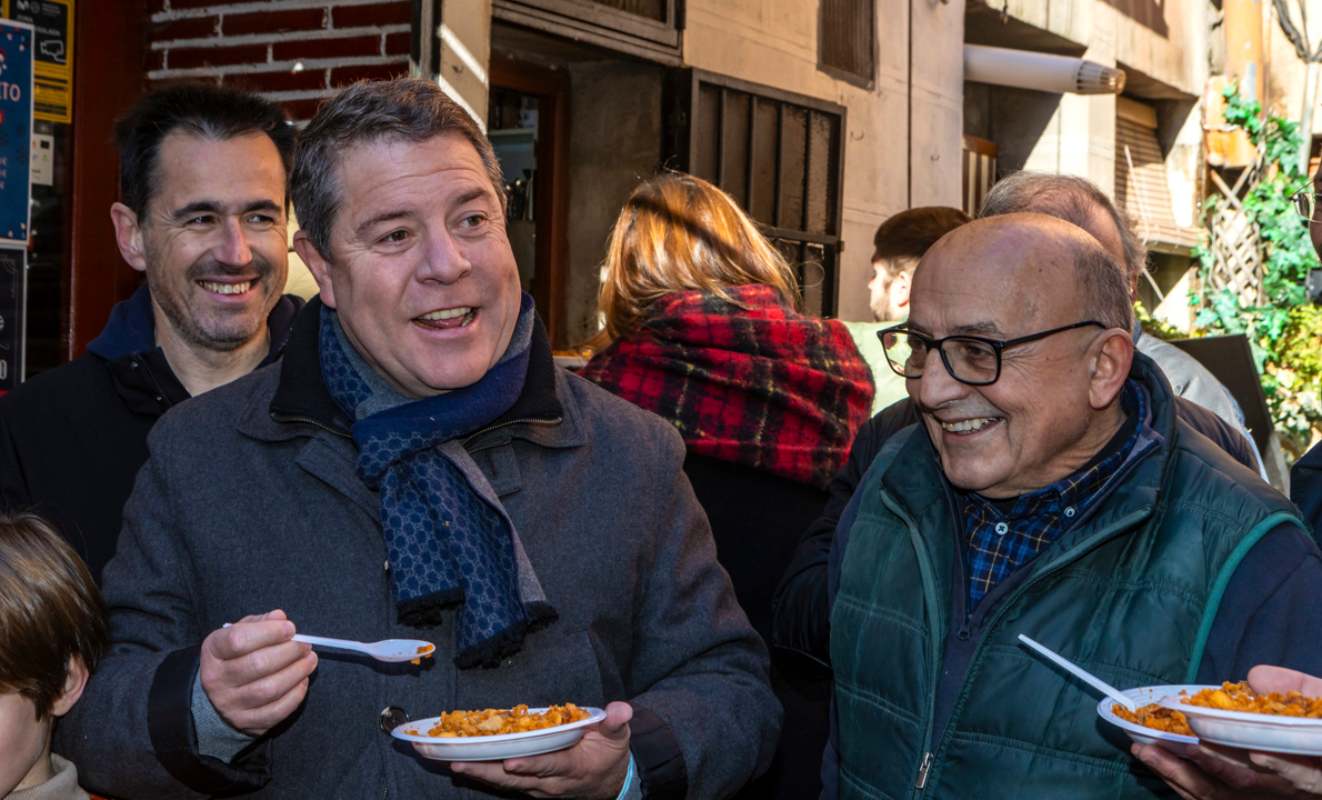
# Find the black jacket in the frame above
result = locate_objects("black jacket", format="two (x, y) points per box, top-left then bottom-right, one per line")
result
(771, 382), (1267, 664)
(1293, 440), (1322, 537)
(0, 286), (302, 582)
(681, 455), (831, 800)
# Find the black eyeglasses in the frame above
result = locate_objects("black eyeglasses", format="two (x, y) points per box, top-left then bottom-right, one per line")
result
(877, 320), (1106, 386)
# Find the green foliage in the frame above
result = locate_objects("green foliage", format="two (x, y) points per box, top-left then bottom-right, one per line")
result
(1194, 84), (1321, 455)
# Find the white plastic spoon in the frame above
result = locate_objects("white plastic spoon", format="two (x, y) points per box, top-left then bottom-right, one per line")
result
(1017, 633), (1136, 711)
(222, 624), (435, 664)
(293, 634), (437, 663)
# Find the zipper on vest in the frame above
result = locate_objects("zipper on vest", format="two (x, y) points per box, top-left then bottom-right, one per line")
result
(878, 491), (943, 796)
(915, 752), (934, 789)
(925, 508), (1154, 779)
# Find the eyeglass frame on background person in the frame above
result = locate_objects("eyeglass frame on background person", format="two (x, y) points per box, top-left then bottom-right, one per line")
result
(1291, 182), (1319, 223)
(877, 320), (1106, 386)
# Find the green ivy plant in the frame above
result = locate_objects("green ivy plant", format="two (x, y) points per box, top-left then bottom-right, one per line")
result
(1193, 84), (1322, 456)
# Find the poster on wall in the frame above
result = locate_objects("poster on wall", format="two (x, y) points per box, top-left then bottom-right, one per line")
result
(0, 246), (24, 393)
(0, 16), (32, 247)
(2, 0), (71, 124)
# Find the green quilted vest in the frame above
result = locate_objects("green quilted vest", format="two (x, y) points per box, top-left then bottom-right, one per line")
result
(830, 363), (1304, 800)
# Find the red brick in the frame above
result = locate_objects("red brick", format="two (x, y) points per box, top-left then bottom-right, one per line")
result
(329, 62), (408, 86)
(148, 50), (167, 72)
(147, 0), (170, 14)
(384, 31), (410, 56)
(225, 68), (328, 93)
(168, 43), (270, 70)
(225, 8), (325, 36)
(152, 15), (218, 41)
(331, 2), (411, 28)
(273, 35), (381, 60)
(282, 97), (330, 121)
(167, 0), (235, 8)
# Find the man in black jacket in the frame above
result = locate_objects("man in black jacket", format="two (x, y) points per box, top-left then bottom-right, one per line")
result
(0, 84), (301, 582)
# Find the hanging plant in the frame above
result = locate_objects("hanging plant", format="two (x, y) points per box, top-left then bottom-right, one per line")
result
(1193, 83), (1321, 457)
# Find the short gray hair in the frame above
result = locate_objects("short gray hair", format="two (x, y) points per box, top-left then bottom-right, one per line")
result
(1068, 232), (1135, 332)
(291, 79), (506, 259)
(979, 171), (1146, 288)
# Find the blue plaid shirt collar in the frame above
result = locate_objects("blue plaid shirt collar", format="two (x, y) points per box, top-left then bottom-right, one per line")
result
(959, 381), (1155, 609)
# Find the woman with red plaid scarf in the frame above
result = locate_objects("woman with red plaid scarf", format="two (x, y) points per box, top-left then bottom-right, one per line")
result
(579, 172), (874, 800)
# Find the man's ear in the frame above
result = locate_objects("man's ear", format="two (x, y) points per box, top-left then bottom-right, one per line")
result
(293, 231), (337, 309)
(1088, 328), (1134, 410)
(110, 202), (148, 273)
(50, 656), (89, 718)
(893, 269), (913, 309)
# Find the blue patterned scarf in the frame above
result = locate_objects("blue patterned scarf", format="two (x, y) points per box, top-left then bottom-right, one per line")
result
(319, 294), (555, 667)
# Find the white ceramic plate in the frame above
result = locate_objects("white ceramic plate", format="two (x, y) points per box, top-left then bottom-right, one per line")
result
(392, 706), (607, 762)
(1160, 687), (1322, 756)
(1097, 685), (1201, 749)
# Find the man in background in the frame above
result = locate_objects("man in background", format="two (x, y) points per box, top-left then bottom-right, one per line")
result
(846, 206), (970, 413)
(981, 173), (1258, 456)
(0, 84), (301, 582)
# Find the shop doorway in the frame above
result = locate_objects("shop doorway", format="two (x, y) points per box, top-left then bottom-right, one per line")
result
(488, 56), (570, 347)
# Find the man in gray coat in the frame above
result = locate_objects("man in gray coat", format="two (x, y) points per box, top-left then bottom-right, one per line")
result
(59, 79), (779, 799)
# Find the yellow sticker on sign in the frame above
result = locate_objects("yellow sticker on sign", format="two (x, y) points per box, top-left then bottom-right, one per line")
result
(2, 0), (72, 124)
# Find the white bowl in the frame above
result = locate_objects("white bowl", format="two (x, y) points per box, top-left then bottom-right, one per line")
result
(1160, 688), (1322, 756)
(1097, 685), (1201, 749)
(392, 706), (607, 762)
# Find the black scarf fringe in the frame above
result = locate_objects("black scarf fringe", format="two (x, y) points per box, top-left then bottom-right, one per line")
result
(399, 594), (559, 669)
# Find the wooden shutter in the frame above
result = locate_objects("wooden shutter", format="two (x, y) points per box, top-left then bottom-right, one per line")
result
(819, 0), (876, 88)
(665, 69), (847, 316)
(1115, 97), (1197, 249)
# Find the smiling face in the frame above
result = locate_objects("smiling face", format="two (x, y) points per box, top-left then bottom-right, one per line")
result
(296, 133), (521, 398)
(112, 130), (290, 354)
(907, 216), (1130, 497)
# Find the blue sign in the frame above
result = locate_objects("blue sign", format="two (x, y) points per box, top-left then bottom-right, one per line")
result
(0, 18), (32, 246)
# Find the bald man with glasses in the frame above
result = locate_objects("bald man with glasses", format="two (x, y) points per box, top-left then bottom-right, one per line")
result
(812, 213), (1320, 799)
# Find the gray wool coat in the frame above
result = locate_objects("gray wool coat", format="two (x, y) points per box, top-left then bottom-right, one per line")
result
(57, 309), (780, 799)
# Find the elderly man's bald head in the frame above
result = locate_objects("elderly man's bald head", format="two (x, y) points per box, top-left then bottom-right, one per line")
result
(919, 212), (1134, 333)
(903, 212), (1137, 498)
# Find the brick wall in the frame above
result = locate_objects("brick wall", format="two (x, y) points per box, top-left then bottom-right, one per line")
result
(147, 0), (414, 121)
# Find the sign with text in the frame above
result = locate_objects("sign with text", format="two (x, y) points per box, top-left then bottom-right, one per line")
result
(0, 246), (25, 391)
(2, 0), (71, 124)
(0, 17), (32, 246)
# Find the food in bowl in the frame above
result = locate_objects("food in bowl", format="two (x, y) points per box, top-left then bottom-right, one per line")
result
(1113, 702), (1194, 736)
(1180, 682), (1322, 718)
(405, 703), (591, 738)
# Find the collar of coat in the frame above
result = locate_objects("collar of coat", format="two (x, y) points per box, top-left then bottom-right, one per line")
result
(88, 283), (303, 363)
(240, 296), (578, 450)
(90, 285), (304, 418)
